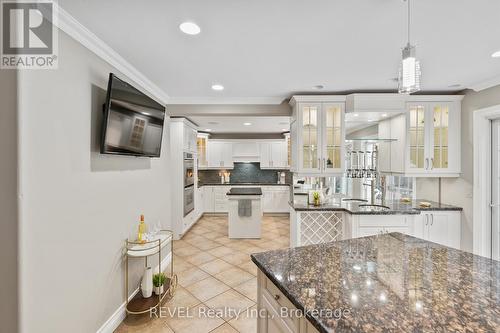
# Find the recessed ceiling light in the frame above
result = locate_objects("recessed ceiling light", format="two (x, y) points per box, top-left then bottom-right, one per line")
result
(211, 84), (224, 91)
(313, 85), (324, 90)
(492, 50), (500, 58)
(204, 128), (212, 132)
(282, 128), (288, 132)
(179, 22), (201, 35)
(381, 113), (388, 117)
(368, 119), (375, 122)
(353, 114), (359, 117)
(243, 122), (252, 126)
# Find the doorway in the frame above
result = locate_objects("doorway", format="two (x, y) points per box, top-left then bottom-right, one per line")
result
(491, 119), (500, 260)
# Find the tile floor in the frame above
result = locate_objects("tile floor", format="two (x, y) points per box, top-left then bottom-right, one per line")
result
(116, 214), (290, 333)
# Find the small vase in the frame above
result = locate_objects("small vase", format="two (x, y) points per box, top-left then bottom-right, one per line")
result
(154, 285), (164, 295)
(141, 267), (153, 298)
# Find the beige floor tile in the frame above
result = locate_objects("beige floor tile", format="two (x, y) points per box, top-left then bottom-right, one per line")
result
(174, 245), (201, 257)
(204, 231), (224, 240)
(193, 239), (221, 251)
(209, 323), (238, 333)
(186, 276), (230, 302)
(222, 251), (250, 265)
(172, 258), (195, 273)
(173, 240), (191, 250)
(214, 267), (254, 287)
(163, 304), (225, 333)
(213, 236), (232, 245)
(233, 278), (257, 302)
(239, 246), (266, 255)
(208, 246), (234, 257)
(161, 286), (201, 312)
(204, 289), (255, 320)
(115, 315), (174, 333)
(239, 261), (258, 276)
(177, 267), (210, 287)
(185, 251), (217, 266)
(228, 305), (257, 333)
(199, 258), (234, 275)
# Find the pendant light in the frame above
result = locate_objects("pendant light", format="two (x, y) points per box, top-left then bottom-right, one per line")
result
(398, 0), (421, 94)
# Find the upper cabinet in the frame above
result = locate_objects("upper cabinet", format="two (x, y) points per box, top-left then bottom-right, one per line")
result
(405, 97), (462, 176)
(289, 96), (346, 175)
(207, 141), (233, 169)
(260, 141), (288, 169)
(183, 125), (198, 153)
(378, 96), (463, 177)
(197, 133), (209, 169)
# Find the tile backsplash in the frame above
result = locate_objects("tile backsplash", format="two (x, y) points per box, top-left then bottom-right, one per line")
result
(199, 162), (292, 184)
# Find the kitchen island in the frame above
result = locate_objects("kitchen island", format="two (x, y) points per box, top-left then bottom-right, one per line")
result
(226, 187), (263, 238)
(251, 232), (500, 333)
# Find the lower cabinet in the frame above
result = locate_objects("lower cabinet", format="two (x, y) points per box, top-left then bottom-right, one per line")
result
(352, 215), (415, 238)
(258, 270), (319, 333)
(202, 186), (290, 214)
(414, 211), (461, 249)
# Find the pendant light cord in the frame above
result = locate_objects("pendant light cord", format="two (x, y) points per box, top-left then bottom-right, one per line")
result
(407, 0), (411, 45)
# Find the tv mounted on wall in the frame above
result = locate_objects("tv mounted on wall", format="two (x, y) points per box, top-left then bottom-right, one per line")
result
(100, 73), (166, 157)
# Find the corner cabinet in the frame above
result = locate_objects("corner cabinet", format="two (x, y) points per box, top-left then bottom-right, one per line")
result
(289, 96), (346, 175)
(405, 97), (462, 176)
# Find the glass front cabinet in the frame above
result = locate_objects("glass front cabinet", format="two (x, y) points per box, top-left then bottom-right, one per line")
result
(289, 96), (346, 175)
(405, 98), (462, 176)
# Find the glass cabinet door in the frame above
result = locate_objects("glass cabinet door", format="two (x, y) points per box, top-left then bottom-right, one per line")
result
(197, 135), (208, 167)
(301, 103), (321, 171)
(408, 104), (427, 170)
(323, 103), (343, 172)
(431, 104), (449, 170)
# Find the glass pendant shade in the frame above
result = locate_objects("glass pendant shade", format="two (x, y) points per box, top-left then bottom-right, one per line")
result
(398, 44), (421, 94)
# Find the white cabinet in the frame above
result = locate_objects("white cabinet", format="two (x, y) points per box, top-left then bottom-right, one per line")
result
(197, 134), (209, 169)
(353, 215), (415, 238)
(260, 141), (287, 169)
(214, 186), (229, 212)
(203, 186), (215, 213)
(378, 114), (406, 174)
(232, 142), (259, 162)
(207, 141), (233, 169)
(261, 186), (290, 213)
(415, 211), (461, 249)
(289, 96), (346, 175)
(183, 125), (197, 153)
(405, 98), (462, 176)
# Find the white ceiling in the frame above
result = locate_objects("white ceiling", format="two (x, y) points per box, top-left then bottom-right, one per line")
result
(60, 0), (500, 104)
(190, 116), (290, 133)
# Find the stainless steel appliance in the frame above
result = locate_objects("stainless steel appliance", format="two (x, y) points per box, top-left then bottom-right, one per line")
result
(184, 185), (194, 216)
(184, 152), (194, 187)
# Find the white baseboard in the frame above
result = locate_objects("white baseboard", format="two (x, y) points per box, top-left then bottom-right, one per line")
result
(96, 252), (172, 333)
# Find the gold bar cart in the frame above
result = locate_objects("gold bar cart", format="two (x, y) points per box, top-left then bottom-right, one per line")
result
(125, 229), (177, 315)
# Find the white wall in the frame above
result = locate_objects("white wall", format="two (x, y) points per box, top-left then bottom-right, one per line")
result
(17, 31), (172, 332)
(417, 85), (500, 253)
(0, 69), (19, 333)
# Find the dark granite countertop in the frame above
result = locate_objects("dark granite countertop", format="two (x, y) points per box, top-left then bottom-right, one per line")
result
(290, 199), (462, 215)
(226, 187), (263, 196)
(251, 233), (500, 333)
(199, 182), (290, 187)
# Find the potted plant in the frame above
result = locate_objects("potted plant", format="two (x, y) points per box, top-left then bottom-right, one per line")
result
(312, 191), (321, 206)
(153, 273), (167, 295)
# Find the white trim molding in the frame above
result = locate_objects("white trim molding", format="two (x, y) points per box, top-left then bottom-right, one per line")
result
(54, 5), (169, 105)
(167, 96), (286, 105)
(473, 104), (500, 258)
(96, 253), (172, 333)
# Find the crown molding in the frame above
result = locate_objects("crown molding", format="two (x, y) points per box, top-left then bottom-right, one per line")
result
(54, 5), (169, 105)
(468, 75), (500, 92)
(166, 96), (285, 105)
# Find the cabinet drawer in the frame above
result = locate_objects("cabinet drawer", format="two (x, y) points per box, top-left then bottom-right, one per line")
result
(264, 277), (299, 332)
(358, 215), (410, 227)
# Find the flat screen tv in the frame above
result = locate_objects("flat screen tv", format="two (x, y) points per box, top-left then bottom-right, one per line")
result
(100, 73), (165, 157)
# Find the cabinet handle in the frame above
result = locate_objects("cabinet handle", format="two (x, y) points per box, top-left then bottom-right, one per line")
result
(425, 158), (429, 170)
(431, 214), (434, 226)
(425, 214), (428, 226)
(274, 294), (280, 301)
(431, 158), (434, 170)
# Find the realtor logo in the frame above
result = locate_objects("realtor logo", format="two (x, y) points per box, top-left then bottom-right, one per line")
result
(1, 0), (58, 69)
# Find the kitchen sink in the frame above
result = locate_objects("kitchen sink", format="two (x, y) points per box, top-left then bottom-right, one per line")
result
(357, 204), (391, 212)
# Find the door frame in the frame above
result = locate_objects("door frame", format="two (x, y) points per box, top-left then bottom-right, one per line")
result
(473, 104), (500, 258)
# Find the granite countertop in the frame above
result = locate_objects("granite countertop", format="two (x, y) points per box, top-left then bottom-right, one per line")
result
(199, 182), (290, 187)
(251, 233), (500, 333)
(290, 199), (462, 215)
(226, 187), (263, 196)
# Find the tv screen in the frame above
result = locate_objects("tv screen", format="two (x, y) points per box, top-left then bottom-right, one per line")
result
(100, 73), (165, 157)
